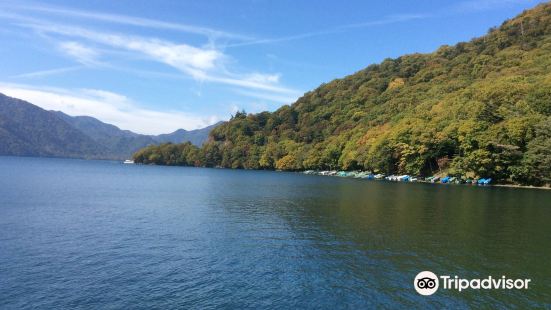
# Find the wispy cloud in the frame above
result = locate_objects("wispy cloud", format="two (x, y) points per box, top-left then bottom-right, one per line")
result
(231, 89), (298, 104)
(0, 83), (220, 134)
(12, 20), (300, 95)
(58, 41), (101, 65)
(18, 22), (220, 76)
(227, 0), (540, 48)
(452, 0), (538, 13)
(11, 66), (82, 79)
(0, 2), (252, 42)
(336, 14), (429, 30)
(227, 14), (428, 48)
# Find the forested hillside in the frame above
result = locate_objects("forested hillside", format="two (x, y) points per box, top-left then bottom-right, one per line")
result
(133, 3), (551, 186)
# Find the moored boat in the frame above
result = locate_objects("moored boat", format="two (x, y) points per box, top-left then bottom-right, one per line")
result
(364, 174), (375, 180)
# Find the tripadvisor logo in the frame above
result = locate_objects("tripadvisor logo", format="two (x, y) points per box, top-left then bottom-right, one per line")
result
(414, 271), (531, 296)
(414, 271), (439, 295)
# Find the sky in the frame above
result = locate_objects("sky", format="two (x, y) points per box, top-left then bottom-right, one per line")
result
(0, 0), (546, 134)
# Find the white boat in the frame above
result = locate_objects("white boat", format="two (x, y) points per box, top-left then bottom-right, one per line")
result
(397, 175), (410, 181)
(123, 160), (134, 164)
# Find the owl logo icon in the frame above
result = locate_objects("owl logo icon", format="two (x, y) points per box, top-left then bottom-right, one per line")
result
(414, 271), (439, 295)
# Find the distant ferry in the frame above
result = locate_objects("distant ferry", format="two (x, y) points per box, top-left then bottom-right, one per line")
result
(123, 160), (134, 164)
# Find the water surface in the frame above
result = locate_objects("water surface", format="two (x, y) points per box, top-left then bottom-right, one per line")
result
(1, 156), (550, 308)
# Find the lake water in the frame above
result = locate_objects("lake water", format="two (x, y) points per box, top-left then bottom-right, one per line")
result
(1, 156), (550, 308)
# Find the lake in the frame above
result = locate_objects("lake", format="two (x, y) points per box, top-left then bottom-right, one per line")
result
(0, 156), (550, 308)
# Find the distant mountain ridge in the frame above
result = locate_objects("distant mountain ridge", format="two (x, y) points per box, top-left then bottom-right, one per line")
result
(154, 122), (223, 146)
(0, 93), (221, 159)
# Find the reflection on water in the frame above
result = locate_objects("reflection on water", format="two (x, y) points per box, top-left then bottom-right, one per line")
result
(0, 156), (550, 308)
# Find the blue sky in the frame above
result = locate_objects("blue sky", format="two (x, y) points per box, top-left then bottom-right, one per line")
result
(0, 0), (545, 134)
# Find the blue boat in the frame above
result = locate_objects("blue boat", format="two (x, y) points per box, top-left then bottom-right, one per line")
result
(441, 176), (451, 183)
(365, 174), (375, 180)
(477, 178), (486, 185)
(482, 178), (492, 185)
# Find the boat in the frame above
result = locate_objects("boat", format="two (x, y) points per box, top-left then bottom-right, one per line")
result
(123, 159), (134, 164)
(441, 176), (451, 183)
(431, 176), (440, 183)
(374, 174), (385, 179)
(480, 178), (492, 185)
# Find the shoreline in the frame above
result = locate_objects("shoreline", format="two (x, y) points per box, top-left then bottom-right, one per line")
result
(12, 155), (544, 191)
(298, 170), (551, 190)
(131, 160), (551, 191)
(493, 184), (551, 190)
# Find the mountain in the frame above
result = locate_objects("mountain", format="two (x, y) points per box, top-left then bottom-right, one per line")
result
(55, 112), (220, 157)
(0, 93), (106, 158)
(0, 93), (219, 159)
(54, 112), (158, 158)
(133, 3), (551, 186)
(154, 122), (223, 146)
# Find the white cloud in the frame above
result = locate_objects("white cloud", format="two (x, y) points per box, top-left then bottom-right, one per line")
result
(16, 21), (300, 95)
(12, 66), (82, 79)
(244, 73), (281, 84)
(22, 23), (221, 78)
(59, 41), (100, 65)
(227, 14), (428, 48)
(0, 3), (306, 120)
(336, 14), (428, 30)
(3, 2), (251, 41)
(205, 75), (297, 94)
(232, 89), (298, 104)
(0, 83), (220, 134)
(0, 6), (303, 99)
